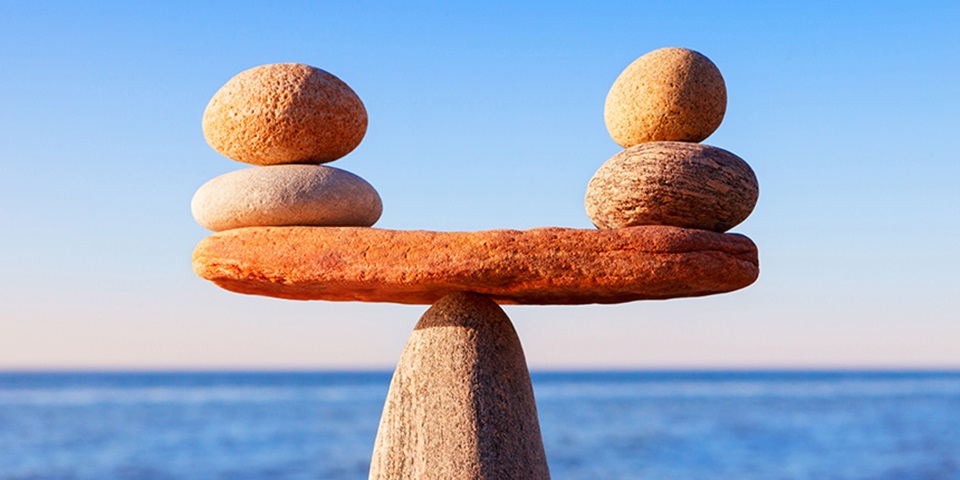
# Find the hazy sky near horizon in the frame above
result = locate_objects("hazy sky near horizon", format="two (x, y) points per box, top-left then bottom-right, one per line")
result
(1, 1), (958, 369)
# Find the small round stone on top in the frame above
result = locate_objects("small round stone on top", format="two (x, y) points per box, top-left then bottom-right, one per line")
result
(202, 63), (368, 166)
(604, 47), (726, 147)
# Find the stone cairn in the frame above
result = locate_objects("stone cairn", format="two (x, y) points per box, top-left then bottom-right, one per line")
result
(191, 48), (760, 480)
(192, 63), (382, 233)
(587, 47), (758, 233)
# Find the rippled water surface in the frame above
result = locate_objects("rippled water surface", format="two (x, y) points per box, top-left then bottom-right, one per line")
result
(1, 371), (958, 479)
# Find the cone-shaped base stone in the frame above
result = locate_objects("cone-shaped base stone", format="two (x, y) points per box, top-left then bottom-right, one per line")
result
(193, 225), (759, 304)
(370, 293), (550, 479)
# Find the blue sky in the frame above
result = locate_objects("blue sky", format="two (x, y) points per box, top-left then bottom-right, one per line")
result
(1, 1), (958, 369)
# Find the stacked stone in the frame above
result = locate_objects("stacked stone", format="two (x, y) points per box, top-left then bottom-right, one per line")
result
(586, 47), (759, 233)
(190, 54), (764, 480)
(192, 63), (382, 232)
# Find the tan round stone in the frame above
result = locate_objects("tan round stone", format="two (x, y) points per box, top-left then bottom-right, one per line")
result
(202, 63), (367, 165)
(585, 142), (758, 232)
(604, 47), (726, 147)
(191, 165), (382, 231)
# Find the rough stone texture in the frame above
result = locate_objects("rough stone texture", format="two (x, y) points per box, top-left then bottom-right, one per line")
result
(585, 142), (758, 232)
(192, 225), (759, 304)
(604, 47), (726, 147)
(369, 293), (550, 480)
(202, 63), (367, 165)
(191, 165), (382, 231)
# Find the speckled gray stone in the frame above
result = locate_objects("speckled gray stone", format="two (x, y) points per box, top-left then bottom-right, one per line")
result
(191, 165), (382, 231)
(369, 293), (550, 479)
(585, 142), (758, 232)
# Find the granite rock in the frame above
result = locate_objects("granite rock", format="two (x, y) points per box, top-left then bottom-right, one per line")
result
(191, 165), (382, 231)
(369, 293), (550, 479)
(604, 47), (726, 147)
(192, 225), (759, 304)
(202, 63), (367, 165)
(585, 142), (758, 232)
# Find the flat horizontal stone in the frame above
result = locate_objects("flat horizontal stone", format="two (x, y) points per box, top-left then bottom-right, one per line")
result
(193, 225), (758, 305)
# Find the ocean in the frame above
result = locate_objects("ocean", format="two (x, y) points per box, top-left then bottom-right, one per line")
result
(1, 371), (958, 479)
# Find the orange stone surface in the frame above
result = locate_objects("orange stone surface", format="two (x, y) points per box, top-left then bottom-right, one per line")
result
(192, 225), (759, 305)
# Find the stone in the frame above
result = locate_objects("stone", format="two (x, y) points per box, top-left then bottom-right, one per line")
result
(604, 47), (726, 147)
(585, 142), (758, 232)
(192, 225), (759, 304)
(191, 165), (382, 232)
(369, 293), (550, 479)
(202, 63), (367, 165)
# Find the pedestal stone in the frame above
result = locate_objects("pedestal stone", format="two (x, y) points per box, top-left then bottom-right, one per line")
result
(369, 293), (550, 480)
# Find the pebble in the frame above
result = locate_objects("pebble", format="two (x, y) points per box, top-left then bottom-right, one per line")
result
(585, 141), (758, 232)
(191, 165), (382, 231)
(202, 63), (367, 165)
(604, 47), (726, 147)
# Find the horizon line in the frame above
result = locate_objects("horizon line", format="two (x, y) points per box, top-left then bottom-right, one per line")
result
(3, 367), (960, 374)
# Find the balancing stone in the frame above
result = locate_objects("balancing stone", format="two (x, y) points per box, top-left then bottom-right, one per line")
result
(585, 141), (758, 232)
(202, 63), (367, 165)
(605, 47), (726, 147)
(191, 165), (382, 231)
(192, 225), (759, 304)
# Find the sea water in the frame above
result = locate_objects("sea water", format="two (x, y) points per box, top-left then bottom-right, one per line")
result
(1, 371), (958, 479)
